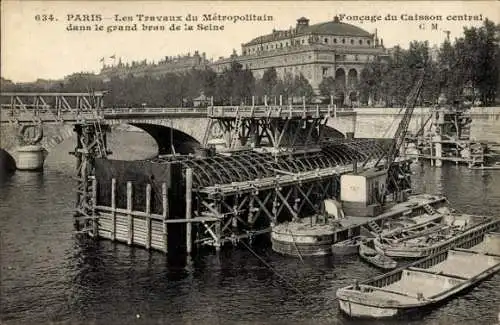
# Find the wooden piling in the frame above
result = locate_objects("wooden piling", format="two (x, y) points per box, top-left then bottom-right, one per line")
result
(215, 221), (221, 252)
(126, 181), (133, 246)
(162, 182), (168, 253)
(145, 183), (152, 250)
(92, 178), (98, 237)
(111, 178), (116, 241)
(185, 168), (193, 254)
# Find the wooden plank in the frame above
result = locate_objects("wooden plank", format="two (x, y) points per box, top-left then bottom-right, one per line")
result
(186, 168), (193, 254)
(162, 183), (168, 253)
(146, 183), (152, 250)
(92, 178), (98, 237)
(111, 178), (116, 241)
(127, 181), (133, 246)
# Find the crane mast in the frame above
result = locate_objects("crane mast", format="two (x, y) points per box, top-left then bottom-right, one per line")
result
(360, 65), (426, 171)
(339, 65), (426, 218)
(376, 66), (426, 170)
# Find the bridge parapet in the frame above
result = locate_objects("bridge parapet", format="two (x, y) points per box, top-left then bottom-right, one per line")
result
(207, 105), (355, 119)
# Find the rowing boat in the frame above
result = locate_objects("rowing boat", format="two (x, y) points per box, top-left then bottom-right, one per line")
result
(332, 236), (365, 256)
(359, 240), (397, 270)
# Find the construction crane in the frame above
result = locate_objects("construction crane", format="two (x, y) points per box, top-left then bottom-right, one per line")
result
(349, 64), (426, 207)
(362, 65), (426, 172)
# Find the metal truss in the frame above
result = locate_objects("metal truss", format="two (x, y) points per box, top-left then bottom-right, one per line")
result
(203, 113), (329, 150)
(149, 138), (400, 251)
(0, 92), (105, 123)
(150, 139), (387, 188)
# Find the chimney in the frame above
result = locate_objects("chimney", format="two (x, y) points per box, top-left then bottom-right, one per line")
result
(333, 16), (340, 23)
(296, 17), (310, 32)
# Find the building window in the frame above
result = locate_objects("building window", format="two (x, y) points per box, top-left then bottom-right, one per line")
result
(322, 67), (328, 76)
(367, 40), (371, 45)
(342, 38), (345, 44)
(286, 42), (289, 46)
(334, 38), (337, 44)
(355, 55), (359, 61)
(350, 39), (354, 44)
(359, 39), (363, 45)
(302, 39), (305, 44)
(324, 38), (328, 44)
(281, 43), (283, 48)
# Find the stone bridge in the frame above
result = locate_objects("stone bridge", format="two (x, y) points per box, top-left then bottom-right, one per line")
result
(0, 92), (357, 170)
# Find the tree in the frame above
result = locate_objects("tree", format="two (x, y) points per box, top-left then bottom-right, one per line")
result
(319, 76), (336, 99)
(261, 67), (278, 96)
(292, 74), (314, 102)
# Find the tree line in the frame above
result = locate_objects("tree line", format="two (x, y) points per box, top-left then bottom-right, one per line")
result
(2, 19), (498, 107)
(348, 19), (500, 107)
(1, 62), (316, 108)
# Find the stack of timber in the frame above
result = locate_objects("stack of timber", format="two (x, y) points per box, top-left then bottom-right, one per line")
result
(336, 232), (500, 319)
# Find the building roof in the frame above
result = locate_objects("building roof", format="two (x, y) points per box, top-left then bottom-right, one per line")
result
(244, 18), (372, 46)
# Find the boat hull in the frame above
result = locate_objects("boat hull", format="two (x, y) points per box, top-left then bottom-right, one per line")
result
(336, 239), (500, 319)
(271, 237), (333, 256)
(338, 299), (400, 318)
(374, 219), (499, 258)
(332, 244), (360, 256)
(338, 261), (500, 319)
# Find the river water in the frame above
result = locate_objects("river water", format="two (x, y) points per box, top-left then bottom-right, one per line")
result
(1, 131), (499, 325)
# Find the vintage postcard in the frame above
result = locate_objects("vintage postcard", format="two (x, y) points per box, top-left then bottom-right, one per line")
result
(1, 1), (499, 325)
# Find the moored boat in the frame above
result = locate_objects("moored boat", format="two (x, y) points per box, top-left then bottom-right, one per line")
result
(336, 233), (500, 319)
(332, 236), (366, 256)
(373, 213), (500, 258)
(359, 240), (397, 270)
(271, 194), (448, 257)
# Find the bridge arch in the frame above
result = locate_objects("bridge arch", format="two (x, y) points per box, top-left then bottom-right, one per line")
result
(130, 123), (201, 155)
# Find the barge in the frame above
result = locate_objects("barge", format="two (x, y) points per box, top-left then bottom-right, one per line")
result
(271, 193), (448, 257)
(373, 212), (500, 258)
(336, 232), (500, 319)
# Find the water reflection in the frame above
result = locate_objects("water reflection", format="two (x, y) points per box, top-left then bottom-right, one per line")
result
(1, 138), (500, 324)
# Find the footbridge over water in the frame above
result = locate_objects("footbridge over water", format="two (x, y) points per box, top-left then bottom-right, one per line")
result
(0, 92), (357, 169)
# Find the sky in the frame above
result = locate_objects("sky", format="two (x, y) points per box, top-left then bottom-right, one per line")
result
(1, 1), (498, 82)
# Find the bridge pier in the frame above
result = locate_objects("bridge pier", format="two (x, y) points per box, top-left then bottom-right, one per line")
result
(14, 124), (47, 171)
(16, 144), (47, 171)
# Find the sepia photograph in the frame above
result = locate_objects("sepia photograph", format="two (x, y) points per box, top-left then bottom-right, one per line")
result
(1, 1), (499, 324)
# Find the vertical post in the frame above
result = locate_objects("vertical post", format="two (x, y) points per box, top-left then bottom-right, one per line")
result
(185, 168), (193, 255)
(330, 95), (334, 106)
(252, 96), (255, 107)
(264, 95), (268, 106)
(127, 181), (133, 246)
(162, 183), (168, 254)
(145, 183), (151, 250)
(92, 178), (98, 237)
(111, 178), (116, 241)
(215, 219), (221, 252)
(279, 95), (283, 106)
